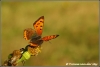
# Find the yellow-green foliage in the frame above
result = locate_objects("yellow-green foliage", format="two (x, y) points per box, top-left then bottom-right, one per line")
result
(1, 1), (99, 66)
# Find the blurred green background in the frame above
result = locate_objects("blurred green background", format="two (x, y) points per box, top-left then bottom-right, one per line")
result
(1, 1), (99, 66)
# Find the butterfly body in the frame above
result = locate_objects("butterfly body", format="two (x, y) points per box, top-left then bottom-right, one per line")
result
(29, 36), (43, 46)
(23, 16), (59, 47)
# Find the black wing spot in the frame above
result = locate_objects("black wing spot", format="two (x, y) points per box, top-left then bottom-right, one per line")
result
(40, 21), (42, 22)
(56, 35), (59, 37)
(37, 23), (40, 25)
(40, 26), (42, 27)
(40, 29), (42, 30)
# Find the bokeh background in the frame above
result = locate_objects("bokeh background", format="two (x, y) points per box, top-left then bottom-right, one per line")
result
(1, 1), (99, 66)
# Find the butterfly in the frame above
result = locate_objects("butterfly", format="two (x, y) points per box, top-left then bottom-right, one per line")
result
(23, 16), (59, 47)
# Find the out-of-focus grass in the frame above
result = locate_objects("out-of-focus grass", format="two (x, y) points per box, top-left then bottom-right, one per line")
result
(1, 2), (99, 66)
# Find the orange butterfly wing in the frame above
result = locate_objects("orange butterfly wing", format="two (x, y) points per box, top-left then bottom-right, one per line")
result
(42, 35), (59, 41)
(33, 16), (44, 36)
(23, 28), (34, 40)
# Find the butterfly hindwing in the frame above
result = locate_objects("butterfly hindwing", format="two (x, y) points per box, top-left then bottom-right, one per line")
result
(23, 28), (34, 40)
(42, 35), (59, 41)
(33, 16), (44, 36)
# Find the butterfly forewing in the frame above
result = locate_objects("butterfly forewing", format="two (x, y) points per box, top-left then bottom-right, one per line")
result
(33, 16), (44, 36)
(42, 35), (59, 41)
(23, 28), (34, 40)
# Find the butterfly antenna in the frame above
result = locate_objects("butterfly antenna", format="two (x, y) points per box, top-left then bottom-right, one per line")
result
(48, 41), (52, 44)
